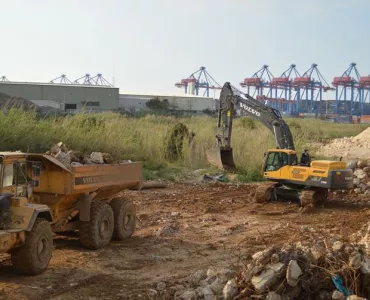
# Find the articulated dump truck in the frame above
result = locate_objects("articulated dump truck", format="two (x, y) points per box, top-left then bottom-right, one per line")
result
(0, 152), (142, 275)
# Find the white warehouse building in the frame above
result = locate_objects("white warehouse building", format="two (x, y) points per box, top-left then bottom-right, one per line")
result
(119, 92), (216, 112)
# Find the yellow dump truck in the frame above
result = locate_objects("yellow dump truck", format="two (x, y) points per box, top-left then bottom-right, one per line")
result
(0, 152), (142, 275)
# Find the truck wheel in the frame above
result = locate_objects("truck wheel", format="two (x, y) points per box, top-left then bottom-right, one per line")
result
(110, 198), (136, 240)
(79, 201), (114, 250)
(11, 218), (53, 275)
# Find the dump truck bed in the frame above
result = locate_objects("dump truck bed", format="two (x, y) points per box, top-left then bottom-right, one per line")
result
(27, 154), (143, 196)
(72, 162), (143, 194)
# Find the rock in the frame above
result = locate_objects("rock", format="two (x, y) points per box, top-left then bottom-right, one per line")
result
(354, 188), (362, 194)
(206, 268), (217, 278)
(222, 279), (237, 300)
(353, 178), (361, 186)
(349, 253), (362, 269)
(156, 223), (179, 236)
(359, 182), (369, 192)
(286, 260), (302, 287)
(364, 166), (370, 174)
(266, 291), (282, 300)
(332, 241), (344, 252)
(156, 282), (166, 291)
(332, 290), (345, 300)
(252, 247), (274, 265)
(219, 268), (234, 277)
(310, 244), (326, 261)
(202, 286), (214, 300)
(90, 152), (105, 164)
(347, 160), (358, 170)
(180, 290), (197, 300)
(147, 289), (158, 298)
(358, 160), (367, 168)
(347, 296), (365, 300)
(354, 169), (366, 180)
(360, 255), (370, 274)
(102, 152), (115, 164)
(317, 290), (331, 299)
(251, 263), (285, 292)
(271, 253), (280, 264)
(55, 150), (71, 167)
(210, 277), (224, 295)
(190, 270), (207, 285)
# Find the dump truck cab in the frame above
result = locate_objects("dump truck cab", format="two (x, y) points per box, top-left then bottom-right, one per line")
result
(0, 153), (53, 275)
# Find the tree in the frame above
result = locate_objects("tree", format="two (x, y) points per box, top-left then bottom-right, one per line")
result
(146, 97), (170, 110)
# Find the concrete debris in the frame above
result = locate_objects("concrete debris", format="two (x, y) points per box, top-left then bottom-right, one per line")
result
(156, 223), (179, 237)
(147, 289), (158, 298)
(332, 290), (345, 300)
(179, 290), (197, 300)
(209, 277), (225, 294)
(189, 270), (207, 286)
(48, 141), (130, 170)
(202, 286), (213, 300)
(266, 291), (282, 300)
(286, 260), (302, 287)
(251, 263), (285, 292)
(156, 282), (166, 291)
(222, 279), (237, 300)
(332, 241), (344, 252)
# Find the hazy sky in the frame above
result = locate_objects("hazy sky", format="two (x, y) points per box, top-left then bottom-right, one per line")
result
(1, 0), (369, 96)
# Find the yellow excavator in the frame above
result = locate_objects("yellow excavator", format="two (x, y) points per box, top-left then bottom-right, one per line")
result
(206, 82), (353, 206)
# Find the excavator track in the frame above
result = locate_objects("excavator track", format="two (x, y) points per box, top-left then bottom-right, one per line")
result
(299, 188), (328, 207)
(255, 182), (278, 203)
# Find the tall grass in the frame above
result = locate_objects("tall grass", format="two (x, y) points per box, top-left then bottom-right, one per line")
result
(0, 110), (368, 180)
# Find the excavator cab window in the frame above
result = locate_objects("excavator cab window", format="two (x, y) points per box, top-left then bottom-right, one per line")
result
(265, 152), (289, 172)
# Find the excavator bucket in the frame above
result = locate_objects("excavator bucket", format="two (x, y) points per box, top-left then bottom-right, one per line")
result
(206, 147), (236, 172)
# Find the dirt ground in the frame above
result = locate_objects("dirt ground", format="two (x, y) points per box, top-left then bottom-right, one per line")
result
(0, 182), (370, 300)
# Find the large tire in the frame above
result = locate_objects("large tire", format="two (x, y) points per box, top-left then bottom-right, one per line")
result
(79, 201), (114, 250)
(110, 198), (136, 240)
(11, 218), (53, 275)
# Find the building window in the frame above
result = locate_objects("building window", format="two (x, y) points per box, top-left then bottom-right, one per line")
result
(65, 104), (77, 110)
(81, 101), (100, 107)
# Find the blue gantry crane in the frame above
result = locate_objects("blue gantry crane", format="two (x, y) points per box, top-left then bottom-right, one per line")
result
(332, 63), (360, 115)
(239, 65), (273, 97)
(293, 64), (332, 114)
(359, 73), (370, 115)
(175, 66), (221, 97)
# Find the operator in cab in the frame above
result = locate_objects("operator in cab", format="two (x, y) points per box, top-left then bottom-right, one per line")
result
(300, 149), (311, 166)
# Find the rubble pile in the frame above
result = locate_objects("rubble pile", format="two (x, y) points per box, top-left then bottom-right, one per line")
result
(160, 239), (370, 299)
(346, 159), (370, 196)
(46, 142), (130, 169)
(234, 242), (370, 299)
(319, 127), (370, 159)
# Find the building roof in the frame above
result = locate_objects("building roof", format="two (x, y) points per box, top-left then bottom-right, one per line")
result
(119, 91), (215, 99)
(0, 81), (117, 89)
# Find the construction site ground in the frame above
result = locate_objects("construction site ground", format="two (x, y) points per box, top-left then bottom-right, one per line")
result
(0, 182), (369, 300)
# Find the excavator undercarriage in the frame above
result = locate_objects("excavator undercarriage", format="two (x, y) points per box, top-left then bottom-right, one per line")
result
(255, 182), (329, 207)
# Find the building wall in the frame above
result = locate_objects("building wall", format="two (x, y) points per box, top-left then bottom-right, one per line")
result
(0, 82), (119, 111)
(119, 93), (215, 111)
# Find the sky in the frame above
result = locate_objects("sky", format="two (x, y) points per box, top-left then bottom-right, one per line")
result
(0, 0), (369, 96)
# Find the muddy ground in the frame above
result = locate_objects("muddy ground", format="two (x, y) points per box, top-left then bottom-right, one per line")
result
(0, 182), (369, 300)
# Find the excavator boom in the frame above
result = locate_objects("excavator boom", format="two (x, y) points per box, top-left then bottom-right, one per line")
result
(206, 82), (295, 171)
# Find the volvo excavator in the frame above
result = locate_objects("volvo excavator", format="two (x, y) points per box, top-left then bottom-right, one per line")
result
(206, 82), (353, 207)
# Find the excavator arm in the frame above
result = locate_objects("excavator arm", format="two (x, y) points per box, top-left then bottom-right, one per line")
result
(206, 82), (295, 171)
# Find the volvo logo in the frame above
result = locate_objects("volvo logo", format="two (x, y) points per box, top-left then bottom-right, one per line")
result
(239, 103), (261, 116)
